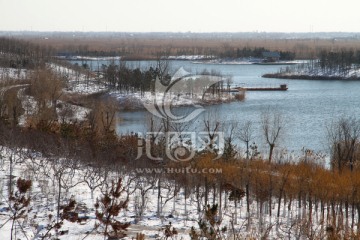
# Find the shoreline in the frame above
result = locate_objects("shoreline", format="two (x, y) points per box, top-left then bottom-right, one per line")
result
(112, 92), (243, 111)
(262, 73), (360, 80)
(58, 56), (301, 65)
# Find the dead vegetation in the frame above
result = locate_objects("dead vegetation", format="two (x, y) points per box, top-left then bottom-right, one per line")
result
(21, 34), (360, 60)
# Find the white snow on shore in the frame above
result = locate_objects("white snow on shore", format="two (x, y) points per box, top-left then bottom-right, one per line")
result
(56, 56), (122, 61)
(110, 91), (236, 111)
(0, 68), (28, 80)
(276, 64), (360, 79)
(167, 55), (215, 60)
(50, 63), (107, 95)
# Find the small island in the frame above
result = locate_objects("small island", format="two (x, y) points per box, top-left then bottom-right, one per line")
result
(263, 49), (360, 80)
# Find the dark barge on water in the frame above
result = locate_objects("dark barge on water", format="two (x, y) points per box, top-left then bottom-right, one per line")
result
(234, 84), (288, 91)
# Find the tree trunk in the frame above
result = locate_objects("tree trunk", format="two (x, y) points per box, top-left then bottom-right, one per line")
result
(234, 200), (238, 225)
(9, 155), (13, 195)
(269, 145), (274, 162)
(173, 190), (176, 213)
(320, 200), (324, 224)
(298, 191), (302, 220)
(309, 194), (312, 225)
(212, 184), (216, 205)
(331, 201), (336, 228)
(269, 179), (272, 217)
(352, 199), (355, 229)
(196, 185), (201, 214)
(157, 178), (161, 217)
(10, 215), (15, 240)
(277, 189), (283, 219)
(246, 182), (250, 230)
(283, 194), (287, 218)
(184, 187), (187, 218)
(219, 185), (222, 218)
(57, 176), (61, 222)
(204, 177), (208, 207)
(246, 141), (249, 160)
(357, 204), (360, 233)
(345, 200), (349, 234)
(259, 201), (263, 233)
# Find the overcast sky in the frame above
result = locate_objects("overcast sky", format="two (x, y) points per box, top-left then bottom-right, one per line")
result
(1, 0), (360, 32)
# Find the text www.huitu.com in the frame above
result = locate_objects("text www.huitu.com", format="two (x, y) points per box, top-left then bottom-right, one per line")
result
(135, 167), (222, 174)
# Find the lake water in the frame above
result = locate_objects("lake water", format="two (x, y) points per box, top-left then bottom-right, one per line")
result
(73, 60), (360, 156)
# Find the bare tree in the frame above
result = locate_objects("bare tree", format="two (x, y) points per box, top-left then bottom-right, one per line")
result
(225, 76), (233, 93)
(326, 116), (360, 172)
(238, 120), (254, 160)
(203, 110), (222, 154)
(155, 48), (171, 84)
(142, 114), (163, 161)
(223, 121), (238, 161)
(261, 110), (285, 163)
(29, 67), (64, 118)
(82, 163), (108, 200)
(156, 178), (181, 217)
(2, 129), (26, 194)
(2, 88), (23, 126)
(238, 121), (255, 228)
(49, 157), (82, 222)
(86, 98), (119, 136)
(133, 175), (157, 222)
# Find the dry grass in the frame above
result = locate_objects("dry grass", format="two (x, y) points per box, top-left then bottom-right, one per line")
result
(234, 91), (246, 101)
(20, 34), (360, 59)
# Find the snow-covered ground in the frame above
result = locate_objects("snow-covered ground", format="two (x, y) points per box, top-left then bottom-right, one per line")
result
(0, 145), (355, 240)
(110, 91), (236, 111)
(0, 68), (28, 80)
(56, 56), (122, 61)
(0, 148), (273, 239)
(167, 55), (215, 60)
(269, 64), (360, 79)
(281, 68), (360, 78)
(51, 63), (238, 110)
(64, 80), (108, 95)
(51, 64), (108, 95)
(0, 149), (205, 239)
(0, 65), (92, 126)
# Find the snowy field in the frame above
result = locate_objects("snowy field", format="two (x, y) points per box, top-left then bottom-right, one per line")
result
(0, 145), (356, 240)
(0, 68), (28, 80)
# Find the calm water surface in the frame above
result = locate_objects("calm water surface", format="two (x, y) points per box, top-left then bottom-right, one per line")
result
(75, 60), (360, 155)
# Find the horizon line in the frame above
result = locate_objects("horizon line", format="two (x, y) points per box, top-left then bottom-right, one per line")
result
(1, 30), (360, 34)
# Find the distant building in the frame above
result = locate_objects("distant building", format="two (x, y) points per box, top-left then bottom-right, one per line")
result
(262, 51), (280, 62)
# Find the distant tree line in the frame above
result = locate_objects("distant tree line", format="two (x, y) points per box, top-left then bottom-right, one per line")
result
(102, 62), (161, 95)
(317, 49), (360, 75)
(219, 46), (295, 60)
(57, 44), (120, 57)
(0, 37), (53, 69)
(272, 49), (360, 78)
(55, 44), (296, 61)
(101, 61), (231, 99)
